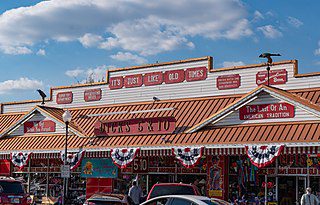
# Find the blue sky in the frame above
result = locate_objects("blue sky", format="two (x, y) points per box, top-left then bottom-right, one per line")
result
(0, 0), (319, 103)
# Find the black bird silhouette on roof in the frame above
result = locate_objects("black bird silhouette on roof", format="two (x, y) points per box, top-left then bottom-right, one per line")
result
(259, 53), (281, 64)
(37, 89), (47, 105)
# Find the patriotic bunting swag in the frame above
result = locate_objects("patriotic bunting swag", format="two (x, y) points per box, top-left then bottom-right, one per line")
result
(111, 148), (139, 169)
(246, 145), (284, 168)
(172, 147), (204, 168)
(11, 152), (32, 169)
(60, 150), (86, 171)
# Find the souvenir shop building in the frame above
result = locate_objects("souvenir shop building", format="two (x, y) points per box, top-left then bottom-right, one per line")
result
(0, 56), (320, 204)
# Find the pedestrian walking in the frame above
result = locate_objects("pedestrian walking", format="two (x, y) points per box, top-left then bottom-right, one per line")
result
(301, 187), (319, 205)
(128, 181), (143, 205)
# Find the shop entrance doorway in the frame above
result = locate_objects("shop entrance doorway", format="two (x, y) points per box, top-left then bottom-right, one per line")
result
(278, 176), (306, 205)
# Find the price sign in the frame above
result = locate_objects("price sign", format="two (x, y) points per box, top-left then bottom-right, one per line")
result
(61, 165), (70, 178)
(132, 158), (149, 173)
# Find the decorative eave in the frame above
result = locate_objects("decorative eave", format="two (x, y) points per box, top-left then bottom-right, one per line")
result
(185, 85), (320, 133)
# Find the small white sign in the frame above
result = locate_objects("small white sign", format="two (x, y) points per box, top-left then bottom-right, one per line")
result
(61, 165), (70, 178)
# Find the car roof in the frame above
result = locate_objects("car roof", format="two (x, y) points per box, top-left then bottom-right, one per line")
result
(142, 195), (211, 205)
(88, 193), (127, 202)
(152, 183), (193, 186)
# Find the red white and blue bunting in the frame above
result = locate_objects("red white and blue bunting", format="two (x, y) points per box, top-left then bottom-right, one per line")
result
(172, 147), (204, 168)
(246, 145), (284, 168)
(11, 152), (32, 169)
(60, 150), (86, 171)
(111, 148), (140, 169)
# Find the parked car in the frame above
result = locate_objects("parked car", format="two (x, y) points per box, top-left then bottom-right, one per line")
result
(83, 193), (131, 205)
(146, 183), (201, 200)
(141, 195), (230, 205)
(0, 176), (32, 205)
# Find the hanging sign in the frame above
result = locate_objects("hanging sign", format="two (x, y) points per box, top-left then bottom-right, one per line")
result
(124, 74), (143, 88)
(239, 103), (295, 120)
(172, 147), (204, 168)
(246, 145), (284, 168)
(256, 69), (287, 85)
(24, 120), (56, 133)
(11, 152), (32, 170)
(56, 91), (73, 104)
(94, 116), (176, 136)
(185, 67), (207, 82)
(60, 150), (86, 171)
(81, 158), (118, 178)
(217, 74), (241, 90)
(111, 148), (139, 169)
(84, 89), (102, 102)
(109, 76), (124, 90)
(144, 72), (163, 86)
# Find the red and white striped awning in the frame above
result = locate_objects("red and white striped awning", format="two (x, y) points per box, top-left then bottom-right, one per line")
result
(0, 146), (319, 159)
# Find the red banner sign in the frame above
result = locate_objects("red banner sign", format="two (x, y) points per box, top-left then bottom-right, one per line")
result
(164, 69), (185, 84)
(185, 67), (207, 82)
(256, 69), (287, 85)
(94, 117), (176, 136)
(84, 89), (102, 102)
(124, 74), (143, 88)
(109, 76), (123, 90)
(24, 120), (56, 133)
(144, 72), (163, 86)
(239, 103), (295, 120)
(217, 74), (241, 90)
(56, 91), (73, 104)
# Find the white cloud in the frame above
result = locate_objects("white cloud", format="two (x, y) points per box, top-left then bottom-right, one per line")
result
(0, 0), (252, 56)
(65, 65), (115, 83)
(111, 52), (148, 65)
(0, 77), (43, 94)
(287, 16), (303, 28)
(222, 61), (245, 67)
(0, 46), (32, 55)
(78, 33), (103, 48)
(257, 25), (283, 39)
(36, 49), (46, 56)
(253, 11), (264, 22)
(314, 48), (320, 56)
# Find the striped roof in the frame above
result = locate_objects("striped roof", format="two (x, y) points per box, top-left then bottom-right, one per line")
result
(0, 113), (25, 135)
(0, 87), (319, 153)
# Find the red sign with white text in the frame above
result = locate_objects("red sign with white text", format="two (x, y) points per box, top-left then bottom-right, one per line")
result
(124, 74), (143, 88)
(164, 69), (185, 84)
(109, 77), (123, 90)
(24, 120), (56, 133)
(84, 89), (102, 102)
(56, 92), (73, 104)
(185, 67), (207, 82)
(256, 69), (287, 85)
(217, 74), (241, 90)
(144, 72), (163, 86)
(239, 103), (295, 120)
(94, 117), (176, 136)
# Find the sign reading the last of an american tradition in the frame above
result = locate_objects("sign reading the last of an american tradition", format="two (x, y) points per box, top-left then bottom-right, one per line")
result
(24, 120), (56, 133)
(93, 117), (176, 136)
(256, 69), (287, 85)
(239, 103), (295, 120)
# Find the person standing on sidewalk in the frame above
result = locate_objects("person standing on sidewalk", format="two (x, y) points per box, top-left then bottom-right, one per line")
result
(128, 181), (142, 205)
(301, 187), (319, 205)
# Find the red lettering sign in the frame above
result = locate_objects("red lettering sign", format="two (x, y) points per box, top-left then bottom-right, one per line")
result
(217, 74), (241, 90)
(24, 120), (56, 133)
(124, 74), (143, 88)
(256, 69), (287, 85)
(144, 72), (163, 86)
(94, 117), (176, 136)
(239, 103), (295, 120)
(109, 77), (123, 90)
(56, 92), (73, 104)
(164, 69), (185, 84)
(84, 89), (102, 102)
(185, 67), (207, 82)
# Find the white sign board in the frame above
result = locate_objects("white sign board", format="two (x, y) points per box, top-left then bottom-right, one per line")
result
(61, 165), (70, 178)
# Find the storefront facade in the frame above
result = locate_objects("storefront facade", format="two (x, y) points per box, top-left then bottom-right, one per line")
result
(0, 56), (320, 204)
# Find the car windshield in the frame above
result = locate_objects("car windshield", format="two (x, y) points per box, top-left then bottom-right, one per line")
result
(0, 181), (25, 194)
(150, 186), (195, 199)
